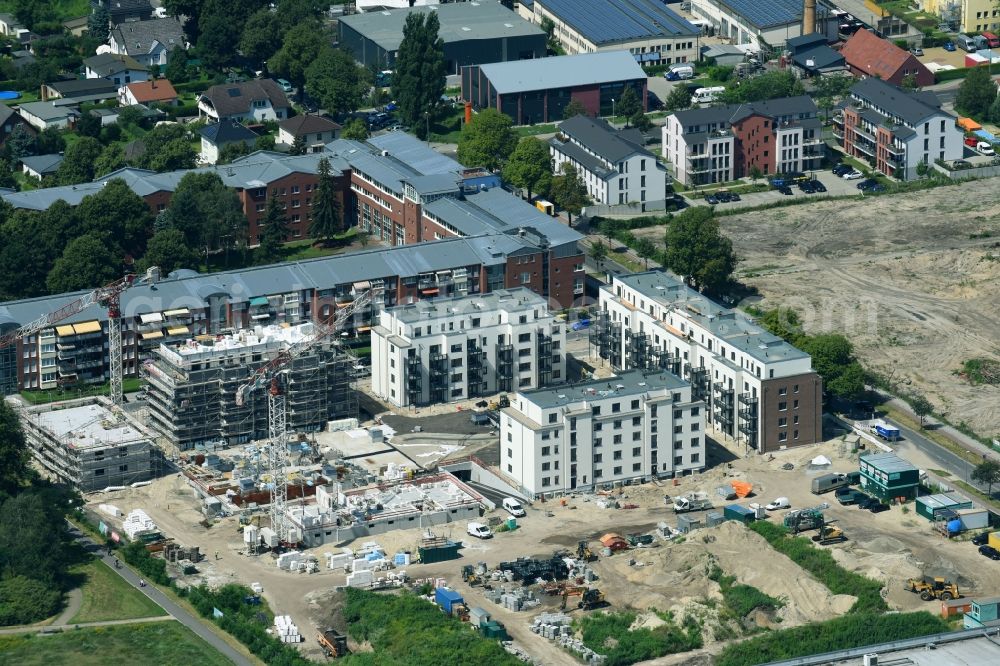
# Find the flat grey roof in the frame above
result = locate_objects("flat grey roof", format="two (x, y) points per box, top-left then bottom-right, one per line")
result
(479, 51), (645, 95)
(340, 2), (543, 52)
(18, 101), (76, 121)
(861, 452), (918, 474)
(32, 402), (149, 449)
(813, 630), (1000, 666)
(519, 369), (688, 409)
(387, 287), (548, 323)
(611, 271), (810, 364)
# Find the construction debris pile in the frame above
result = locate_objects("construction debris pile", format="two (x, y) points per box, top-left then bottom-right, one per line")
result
(531, 613), (605, 665)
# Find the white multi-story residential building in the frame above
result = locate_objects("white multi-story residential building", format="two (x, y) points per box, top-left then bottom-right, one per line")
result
(371, 288), (566, 408)
(833, 78), (963, 181)
(594, 271), (823, 454)
(550, 115), (669, 207)
(662, 96), (823, 186)
(501, 369), (705, 496)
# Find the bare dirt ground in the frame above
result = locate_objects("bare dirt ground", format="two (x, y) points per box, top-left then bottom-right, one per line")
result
(91, 427), (1000, 664)
(634, 179), (1000, 436)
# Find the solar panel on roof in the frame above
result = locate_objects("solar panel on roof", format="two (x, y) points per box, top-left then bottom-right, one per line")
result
(539, 0), (697, 44)
(717, 0), (802, 29)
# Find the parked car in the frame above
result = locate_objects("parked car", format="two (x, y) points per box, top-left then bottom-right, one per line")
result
(943, 41), (956, 52)
(778, 185), (793, 195)
(277, 78), (293, 93)
(857, 179), (885, 192)
(842, 169), (864, 180)
(799, 179), (819, 193)
(979, 545), (1000, 560)
(910, 46), (924, 56)
(978, 141), (996, 156)
(972, 532), (991, 546)
(832, 163), (853, 176)
(571, 319), (591, 331)
(868, 502), (890, 513)
(705, 194), (720, 204)
(854, 494), (875, 509)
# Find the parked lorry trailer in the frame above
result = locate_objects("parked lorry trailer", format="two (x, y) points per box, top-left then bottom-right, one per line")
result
(869, 420), (901, 441)
(812, 473), (850, 494)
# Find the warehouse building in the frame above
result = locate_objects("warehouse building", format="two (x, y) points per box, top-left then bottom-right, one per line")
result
(462, 50), (647, 124)
(500, 370), (706, 497)
(338, 2), (546, 74)
(143, 323), (355, 450)
(528, 0), (699, 66)
(689, 0), (838, 52)
(17, 397), (155, 493)
(593, 271), (823, 454)
(371, 288), (566, 408)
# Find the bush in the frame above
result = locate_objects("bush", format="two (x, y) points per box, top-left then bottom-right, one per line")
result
(576, 610), (702, 666)
(749, 522), (887, 613)
(715, 612), (949, 666)
(935, 68), (972, 83)
(120, 541), (170, 586)
(707, 563), (784, 618)
(0, 576), (63, 625)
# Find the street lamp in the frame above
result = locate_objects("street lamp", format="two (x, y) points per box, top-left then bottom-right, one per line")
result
(611, 98), (616, 121)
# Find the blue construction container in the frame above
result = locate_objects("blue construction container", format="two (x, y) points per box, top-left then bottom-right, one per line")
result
(434, 587), (464, 614)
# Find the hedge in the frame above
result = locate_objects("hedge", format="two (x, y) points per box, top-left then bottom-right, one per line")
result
(935, 68), (972, 83)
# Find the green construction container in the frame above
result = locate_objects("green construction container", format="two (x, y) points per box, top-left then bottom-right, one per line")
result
(481, 621), (509, 640)
(418, 542), (461, 563)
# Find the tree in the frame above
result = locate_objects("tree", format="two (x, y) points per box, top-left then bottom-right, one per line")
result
(255, 195), (289, 265)
(164, 46), (189, 84)
(76, 179), (153, 259)
(139, 228), (201, 275)
(563, 99), (588, 119)
(309, 157), (342, 244)
(218, 141), (251, 164)
(55, 136), (102, 185)
(663, 206), (737, 293)
(195, 0), (266, 71)
(342, 118), (368, 140)
(162, 172), (247, 258)
(240, 8), (281, 66)
(539, 16), (561, 54)
(972, 459), (1000, 497)
(276, 0), (326, 32)
(589, 240), (608, 268)
(393, 11), (446, 138)
(0, 400), (29, 498)
(956, 65), (996, 118)
(94, 143), (126, 177)
(990, 94), (1000, 123)
(0, 576), (62, 626)
(799, 334), (865, 402)
(908, 393), (933, 429)
(289, 134), (307, 155)
(5, 124), (34, 162)
(813, 75), (853, 120)
(630, 109), (652, 132)
(720, 70), (804, 104)
(305, 46), (369, 117)
(617, 86), (641, 123)
(76, 113), (102, 139)
(269, 21), (327, 90)
(900, 74), (919, 91)
(87, 4), (110, 41)
(549, 162), (589, 223)
(254, 134), (275, 152)
(915, 161), (931, 179)
(665, 84), (692, 112)
(34, 127), (65, 155)
(138, 124), (196, 171)
(502, 137), (552, 199)
(46, 233), (122, 293)
(457, 108), (517, 171)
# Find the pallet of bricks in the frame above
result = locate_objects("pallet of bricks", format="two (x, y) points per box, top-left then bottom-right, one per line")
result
(274, 615), (302, 643)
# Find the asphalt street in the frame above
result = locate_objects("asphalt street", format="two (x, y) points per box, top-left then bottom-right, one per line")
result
(886, 419), (990, 495)
(70, 525), (253, 666)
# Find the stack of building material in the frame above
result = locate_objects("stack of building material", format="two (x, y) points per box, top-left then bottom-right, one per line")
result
(274, 615), (302, 643)
(530, 613), (604, 663)
(98, 503), (123, 517)
(276, 551), (303, 570)
(326, 550), (353, 570)
(346, 569), (374, 588)
(122, 509), (157, 539)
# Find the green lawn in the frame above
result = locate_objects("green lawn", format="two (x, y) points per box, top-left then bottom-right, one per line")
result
(69, 559), (167, 624)
(0, 621), (233, 666)
(20, 377), (144, 405)
(514, 123), (557, 137)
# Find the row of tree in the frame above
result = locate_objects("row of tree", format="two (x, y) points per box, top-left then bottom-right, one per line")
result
(0, 156), (343, 299)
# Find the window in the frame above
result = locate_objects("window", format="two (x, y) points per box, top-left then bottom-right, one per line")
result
(592, 406), (601, 415)
(793, 415), (799, 425)
(793, 399), (799, 409)
(612, 402), (621, 413)
(632, 416), (641, 426)
(507, 448), (512, 458)
(632, 432), (641, 441)
(778, 417), (787, 427)
(548, 413), (557, 424)
(778, 401), (787, 411)
(594, 453), (603, 463)
(613, 451), (622, 460)
(674, 425), (683, 434)
(778, 432), (788, 442)
(674, 410), (681, 419)
(451, 343), (462, 353)
(613, 466), (622, 475)
(691, 437), (699, 447)
(542, 477), (551, 487)
(691, 423), (699, 431)
(778, 387), (787, 396)
(613, 420), (622, 429)
(793, 384), (799, 393)
(542, 462), (550, 471)
(632, 462), (642, 472)
(541, 446), (551, 456)
(613, 434), (622, 444)
(632, 446), (641, 457)
(631, 399), (640, 409)
(691, 453), (700, 463)
(594, 423), (603, 432)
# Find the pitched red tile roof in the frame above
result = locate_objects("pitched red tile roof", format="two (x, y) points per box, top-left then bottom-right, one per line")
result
(840, 29), (925, 81)
(126, 78), (178, 103)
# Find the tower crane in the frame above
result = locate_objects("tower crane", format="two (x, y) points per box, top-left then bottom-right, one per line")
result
(0, 274), (136, 409)
(235, 286), (378, 542)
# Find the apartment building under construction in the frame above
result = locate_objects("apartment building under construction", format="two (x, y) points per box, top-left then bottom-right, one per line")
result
(143, 323), (355, 450)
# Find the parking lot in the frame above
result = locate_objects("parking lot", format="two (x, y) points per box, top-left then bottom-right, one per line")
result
(687, 169), (869, 211)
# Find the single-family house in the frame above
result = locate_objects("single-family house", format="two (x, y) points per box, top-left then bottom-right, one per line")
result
(120, 79), (178, 107)
(17, 101), (79, 131)
(200, 119), (258, 164)
(62, 16), (89, 36)
(109, 17), (186, 68)
(21, 154), (64, 180)
(0, 12), (26, 38)
(0, 103), (36, 145)
(841, 29), (934, 88)
(42, 79), (120, 106)
(277, 115), (341, 151)
(198, 79), (291, 123)
(84, 53), (149, 87)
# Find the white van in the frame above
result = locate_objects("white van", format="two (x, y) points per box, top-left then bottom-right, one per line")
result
(467, 522), (492, 539)
(765, 497), (791, 511)
(691, 86), (725, 105)
(502, 497), (525, 517)
(665, 65), (694, 81)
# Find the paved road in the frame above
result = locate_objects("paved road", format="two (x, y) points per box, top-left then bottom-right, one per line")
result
(69, 525), (254, 666)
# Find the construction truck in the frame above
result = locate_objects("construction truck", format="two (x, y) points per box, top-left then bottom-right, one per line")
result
(812, 525), (847, 545)
(673, 492), (713, 513)
(783, 507), (825, 534)
(317, 629), (348, 658)
(561, 587), (606, 611)
(905, 576), (960, 601)
(577, 540), (596, 562)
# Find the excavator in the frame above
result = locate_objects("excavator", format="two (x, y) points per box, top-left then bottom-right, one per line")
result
(561, 586), (606, 611)
(812, 524), (847, 545)
(905, 576), (960, 601)
(577, 540), (596, 562)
